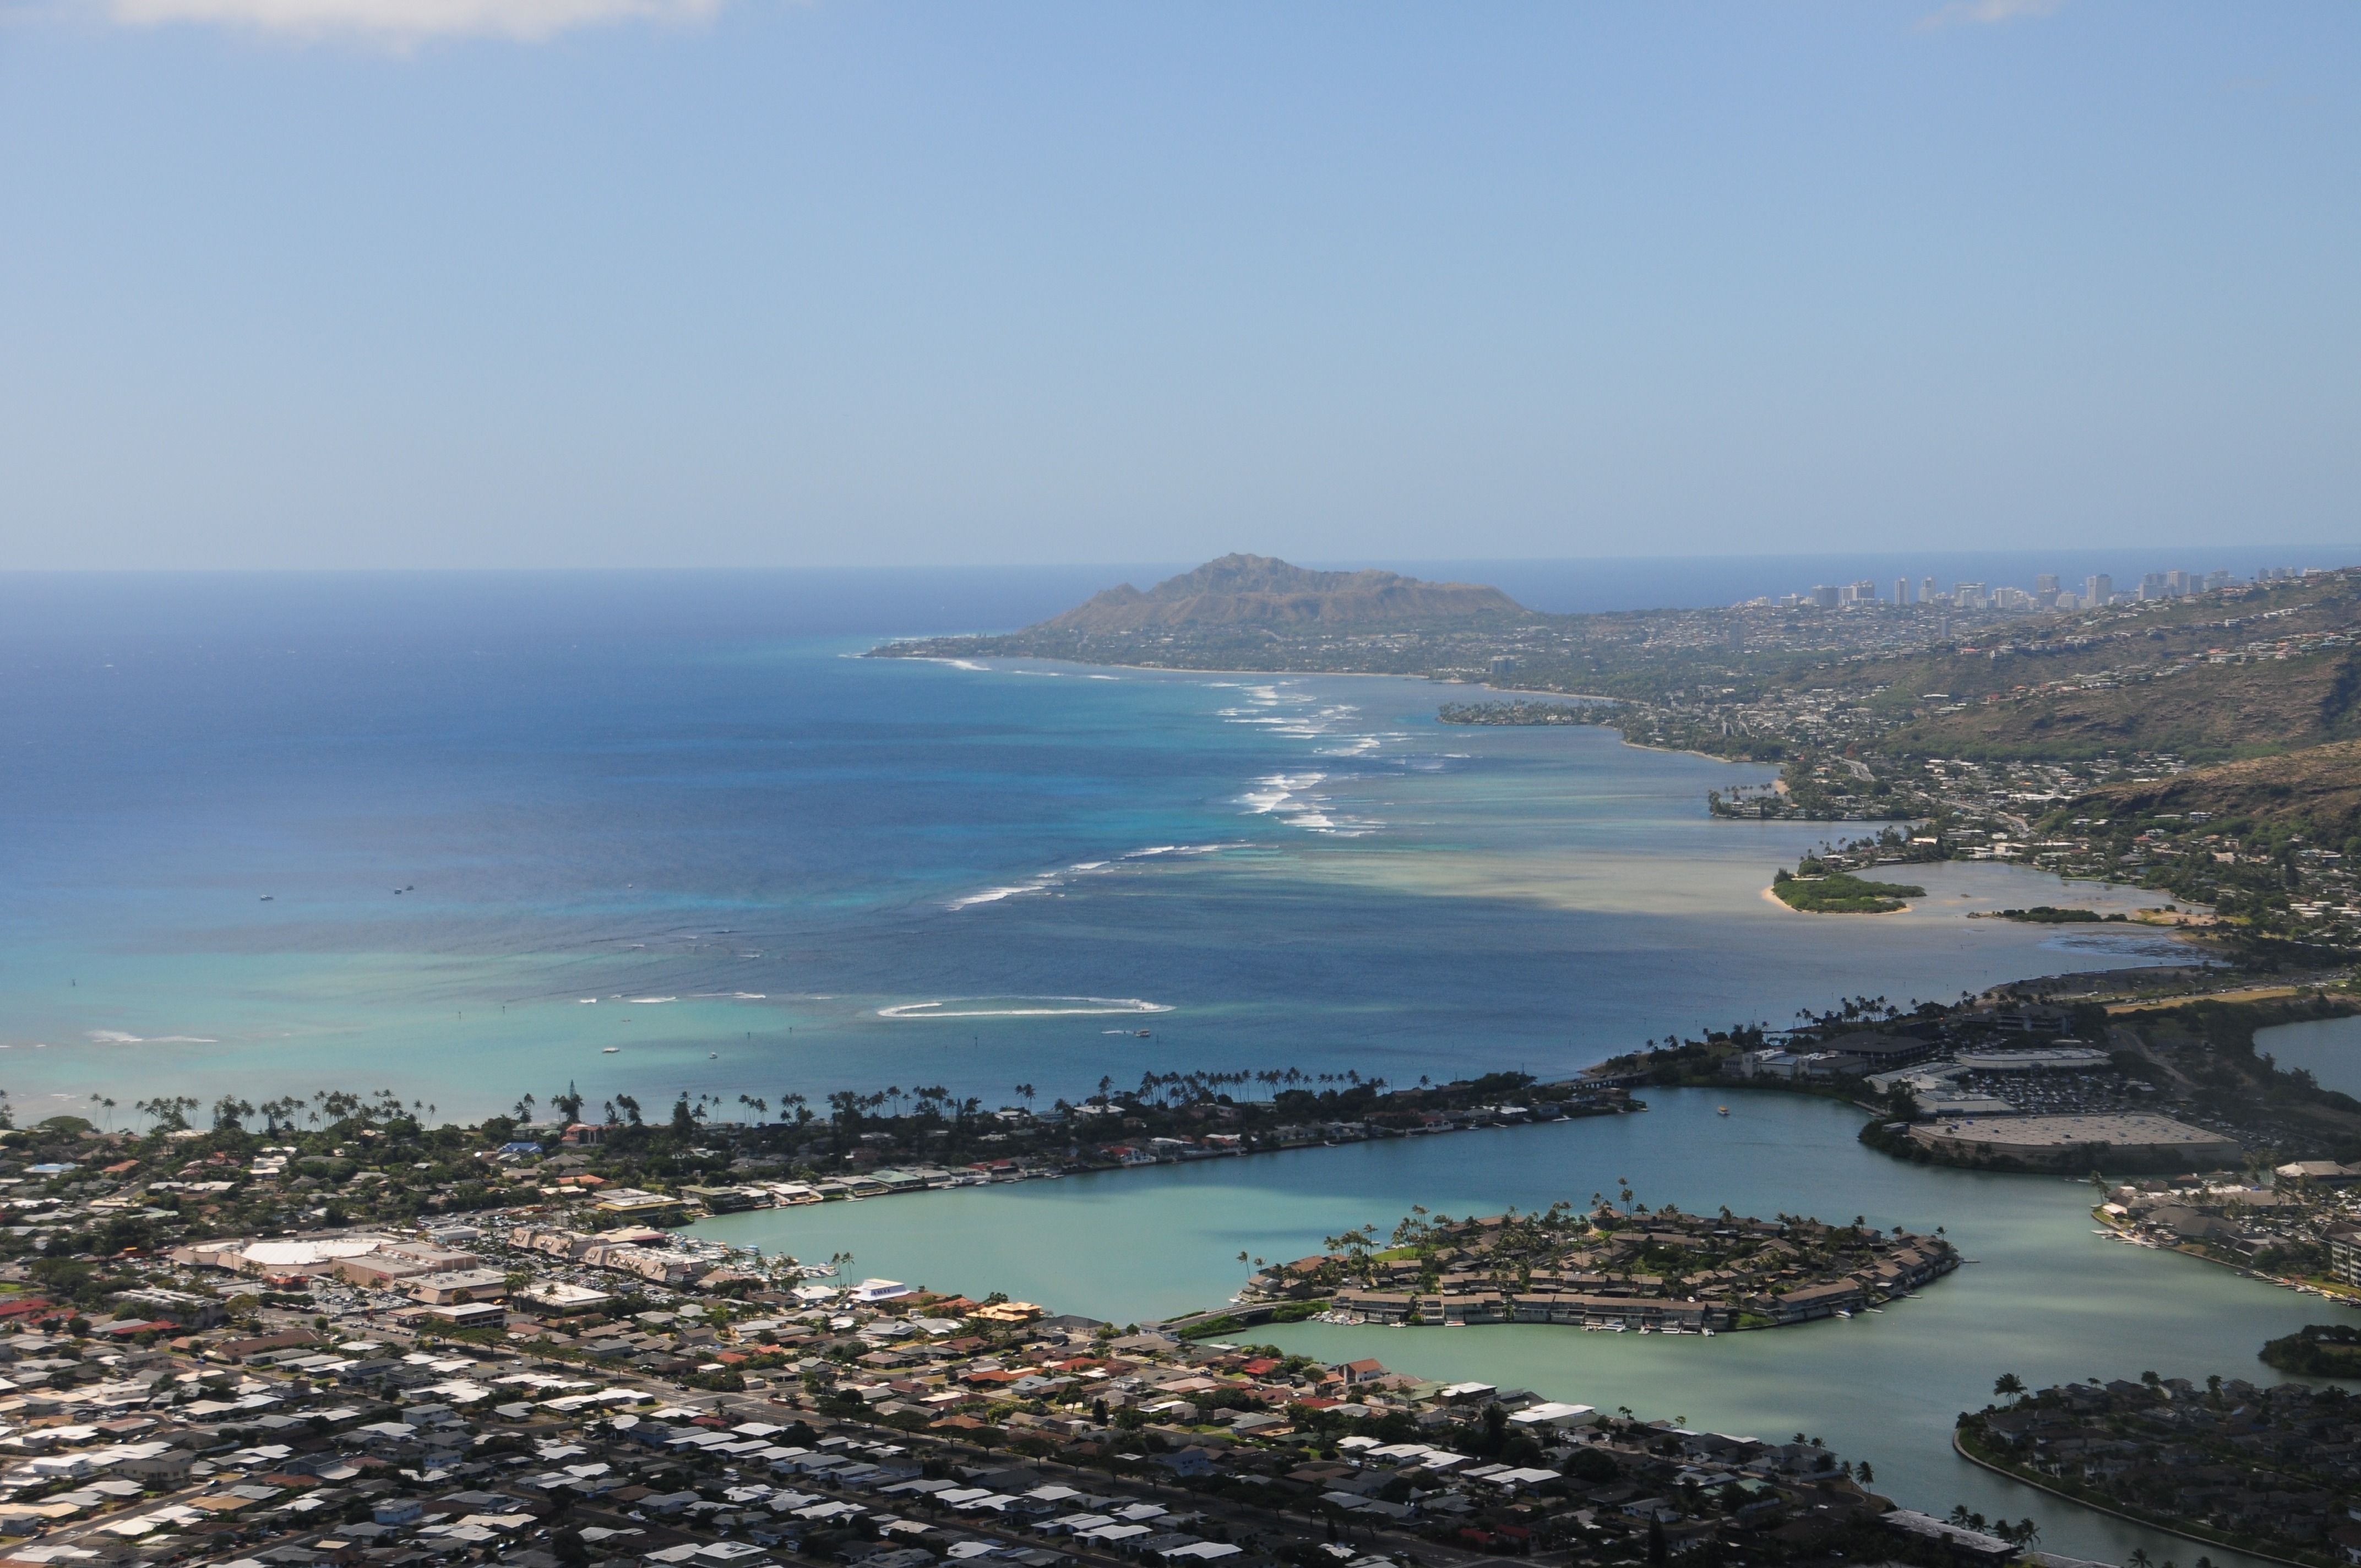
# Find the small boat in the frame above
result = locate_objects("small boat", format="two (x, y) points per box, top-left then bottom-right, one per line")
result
(1135, 1030), (1152, 1038)
(1700, 1327), (1715, 1337)
(709, 1052), (719, 1059)
(603, 1047), (620, 1054)
(1717, 1106), (1728, 1117)
(1835, 1309), (1852, 1319)
(259, 895), (274, 901)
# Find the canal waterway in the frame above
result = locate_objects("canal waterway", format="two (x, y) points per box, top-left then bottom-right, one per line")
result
(693, 1088), (2343, 1568)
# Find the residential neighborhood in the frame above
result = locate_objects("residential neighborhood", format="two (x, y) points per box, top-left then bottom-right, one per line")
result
(0, 1220), (1993, 1568)
(1959, 1372), (2361, 1566)
(0, 1088), (2015, 1568)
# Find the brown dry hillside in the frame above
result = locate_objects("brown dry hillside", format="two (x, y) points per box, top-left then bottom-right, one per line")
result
(1037, 554), (1522, 631)
(1889, 647), (2361, 761)
(2075, 739), (2361, 844)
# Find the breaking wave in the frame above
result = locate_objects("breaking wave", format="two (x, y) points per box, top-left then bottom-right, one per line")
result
(878, 997), (1175, 1020)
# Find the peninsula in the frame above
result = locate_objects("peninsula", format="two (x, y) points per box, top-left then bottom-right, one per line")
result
(1957, 1371), (2361, 1565)
(872, 556), (1524, 670)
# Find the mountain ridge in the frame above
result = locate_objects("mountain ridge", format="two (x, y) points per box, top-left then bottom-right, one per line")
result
(2071, 738), (2361, 847)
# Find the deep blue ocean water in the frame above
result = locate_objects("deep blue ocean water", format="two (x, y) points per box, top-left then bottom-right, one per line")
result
(0, 571), (2191, 1123)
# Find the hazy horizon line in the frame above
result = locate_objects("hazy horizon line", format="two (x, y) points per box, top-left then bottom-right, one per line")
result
(6, 544), (2358, 576)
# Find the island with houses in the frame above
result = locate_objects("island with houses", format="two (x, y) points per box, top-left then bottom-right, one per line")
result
(1223, 1202), (1959, 1334)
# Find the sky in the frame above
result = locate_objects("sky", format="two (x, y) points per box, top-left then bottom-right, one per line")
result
(1, 2), (2355, 570)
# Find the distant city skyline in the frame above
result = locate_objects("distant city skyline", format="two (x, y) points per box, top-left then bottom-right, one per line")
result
(2, 4), (2355, 569)
(1764, 564), (2317, 614)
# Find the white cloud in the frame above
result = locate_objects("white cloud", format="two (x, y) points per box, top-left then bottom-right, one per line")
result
(101, 0), (730, 44)
(1917, 0), (2067, 30)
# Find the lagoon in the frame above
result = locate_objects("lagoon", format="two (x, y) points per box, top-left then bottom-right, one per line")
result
(695, 1087), (2337, 1568)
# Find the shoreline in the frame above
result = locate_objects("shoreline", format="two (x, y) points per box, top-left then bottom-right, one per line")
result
(885, 649), (2239, 929)
(885, 646), (1756, 763)
(1951, 1431), (2320, 1568)
(686, 1100), (1651, 1228)
(2093, 1207), (2361, 1308)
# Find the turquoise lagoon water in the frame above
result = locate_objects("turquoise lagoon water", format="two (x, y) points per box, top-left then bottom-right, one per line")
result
(696, 1088), (2333, 1568)
(0, 573), (2185, 1122)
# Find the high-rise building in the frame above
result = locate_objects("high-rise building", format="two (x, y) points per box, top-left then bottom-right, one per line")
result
(2140, 571), (2168, 600)
(1954, 582), (1986, 609)
(2205, 570), (2233, 592)
(2034, 574), (2059, 595)
(1921, 576), (1938, 605)
(2165, 570), (2190, 596)
(2085, 574), (2113, 606)
(1895, 578), (1909, 607)
(1810, 584), (1839, 609)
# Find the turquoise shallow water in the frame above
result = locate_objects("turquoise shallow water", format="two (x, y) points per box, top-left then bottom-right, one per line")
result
(1, 575), (2186, 1122)
(695, 1088), (2339, 1568)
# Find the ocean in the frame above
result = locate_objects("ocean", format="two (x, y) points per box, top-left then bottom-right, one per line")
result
(0, 569), (2190, 1124)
